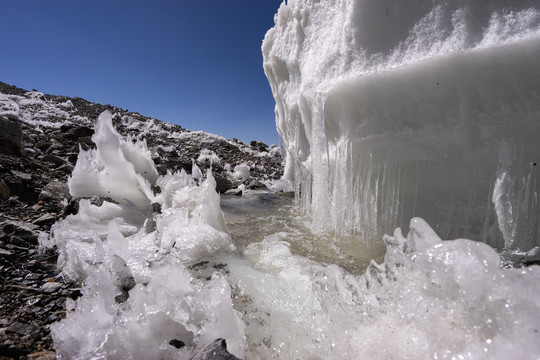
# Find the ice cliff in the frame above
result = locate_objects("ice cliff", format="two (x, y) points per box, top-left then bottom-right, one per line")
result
(263, 0), (540, 254)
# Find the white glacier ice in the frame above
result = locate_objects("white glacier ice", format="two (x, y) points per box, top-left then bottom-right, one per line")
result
(263, 0), (540, 254)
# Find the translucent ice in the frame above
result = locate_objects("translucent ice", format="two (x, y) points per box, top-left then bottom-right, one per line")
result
(263, 0), (540, 252)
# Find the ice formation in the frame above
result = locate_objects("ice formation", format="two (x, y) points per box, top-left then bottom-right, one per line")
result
(263, 0), (540, 254)
(43, 111), (245, 359)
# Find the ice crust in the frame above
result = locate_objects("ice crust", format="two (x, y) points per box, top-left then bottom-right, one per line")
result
(42, 110), (540, 359)
(262, 0), (540, 253)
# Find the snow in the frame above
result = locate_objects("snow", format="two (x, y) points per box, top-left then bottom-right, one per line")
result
(263, 0), (540, 254)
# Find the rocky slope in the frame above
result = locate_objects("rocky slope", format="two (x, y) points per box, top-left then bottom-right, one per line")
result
(0, 81), (283, 359)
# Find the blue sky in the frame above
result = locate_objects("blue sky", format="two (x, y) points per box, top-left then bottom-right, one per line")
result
(1, 1), (284, 145)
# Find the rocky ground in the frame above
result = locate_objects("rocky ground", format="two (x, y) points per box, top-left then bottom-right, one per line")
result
(0, 81), (284, 359)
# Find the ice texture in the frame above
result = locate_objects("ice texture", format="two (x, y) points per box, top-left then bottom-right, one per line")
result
(69, 111), (159, 211)
(263, 0), (540, 253)
(44, 111), (245, 359)
(225, 218), (540, 359)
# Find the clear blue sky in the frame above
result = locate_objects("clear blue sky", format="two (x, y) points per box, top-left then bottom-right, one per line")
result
(1, 1), (283, 145)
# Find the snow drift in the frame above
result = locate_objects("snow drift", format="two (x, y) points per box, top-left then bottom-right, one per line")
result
(263, 0), (540, 255)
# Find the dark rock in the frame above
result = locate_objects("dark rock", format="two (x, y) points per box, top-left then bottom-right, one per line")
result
(70, 126), (93, 140)
(0, 117), (23, 156)
(65, 198), (80, 215)
(6, 322), (40, 336)
(77, 136), (95, 146)
(169, 339), (186, 349)
(244, 180), (268, 190)
(190, 339), (241, 360)
(0, 248), (13, 257)
(250, 140), (269, 152)
(57, 163), (75, 174)
(152, 202), (162, 214)
(4, 179), (39, 203)
(42, 154), (67, 166)
(45, 142), (64, 154)
(215, 176), (233, 194)
(114, 291), (130, 303)
(89, 195), (119, 207)
(33, 213), (56, 227)
(0, 179), (9, 199)
(2, 220), (39, 237)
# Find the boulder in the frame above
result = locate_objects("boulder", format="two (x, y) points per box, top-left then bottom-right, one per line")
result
(0, 117), (23, 156)
(38, 180), (71, 202)
(0, 179), (9, 199)
(215, 176), (234, 193)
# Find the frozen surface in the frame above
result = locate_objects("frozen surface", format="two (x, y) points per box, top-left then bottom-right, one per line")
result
(263, 0), (540, 254)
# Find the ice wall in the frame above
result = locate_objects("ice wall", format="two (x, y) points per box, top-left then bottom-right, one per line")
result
(263, 0), (540, 253)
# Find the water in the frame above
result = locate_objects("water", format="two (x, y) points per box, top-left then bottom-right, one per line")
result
(221, 192), (386, 274)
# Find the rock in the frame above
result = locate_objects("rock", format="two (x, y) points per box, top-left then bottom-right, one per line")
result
(11, 170), (32, 182)
(0, 248), (13, 257)
(6, 322), (40, 336)
(39, 180), (71, 202)
(0, 179), (9, 199)
(27, 351), (57, 360)
(41, 282), (62, 293)
(33, 213), (56, 227)
(190, 339), (241, 360)
(69, 126), (93, 140)
(250, 140), (269, 152)
(0, 116), (22, 156)
(41, 154), (66, 166)
(224, 188), (243, 196)
(215, 176), (234, 193)
(77, 136), (95, 146)
(169, 339), (186, 349)
(152, 202), (162, 214)
(1, 220), (39, 237)
(244, 180), (268, 190)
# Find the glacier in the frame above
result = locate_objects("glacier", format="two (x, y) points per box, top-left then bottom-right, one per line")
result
(39, 0), (540, 359)
(263, 0), (540, 256)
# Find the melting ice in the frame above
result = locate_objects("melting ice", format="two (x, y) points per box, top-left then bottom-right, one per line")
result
(41, 0), (540, 359)
(263, 0), (540, 256)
